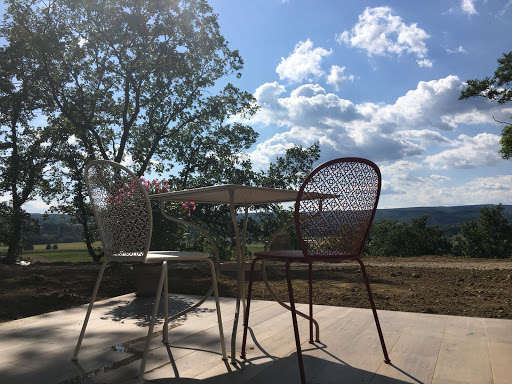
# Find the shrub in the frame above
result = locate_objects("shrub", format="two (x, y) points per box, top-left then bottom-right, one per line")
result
(52, 244), (58, 249)
(45, 244), (51, 250)
(452, 204), (512, 258)
(366, 215), (452, 257)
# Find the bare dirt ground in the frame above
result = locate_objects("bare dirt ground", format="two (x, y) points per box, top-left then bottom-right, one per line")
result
(1, 255), (511, 323)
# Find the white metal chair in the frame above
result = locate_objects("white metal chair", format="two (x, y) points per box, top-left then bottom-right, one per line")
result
(72, 160), (227, 383)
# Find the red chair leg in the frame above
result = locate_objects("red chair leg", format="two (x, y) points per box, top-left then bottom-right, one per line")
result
(356, 258), (391, 364)
(286, 260), (306, 384)
(241, 257), (259, 359)
(308, 261), (313, 343)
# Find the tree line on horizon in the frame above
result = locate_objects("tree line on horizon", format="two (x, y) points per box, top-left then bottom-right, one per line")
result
(9, 203), (511, 260)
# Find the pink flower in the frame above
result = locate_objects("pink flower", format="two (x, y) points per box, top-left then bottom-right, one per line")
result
(182, 201), (196, 216)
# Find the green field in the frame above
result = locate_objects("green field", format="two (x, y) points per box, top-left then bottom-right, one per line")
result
(0, 241), (266, 263)
(0, 242), (97, 263)
(246, 243), (265, 256)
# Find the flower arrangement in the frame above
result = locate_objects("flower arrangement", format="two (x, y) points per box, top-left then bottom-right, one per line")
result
(139, 177), (170, 194)
(182, 201), (196, 216)
(140, 177), (195, 217)
(106, 176), (195, 217)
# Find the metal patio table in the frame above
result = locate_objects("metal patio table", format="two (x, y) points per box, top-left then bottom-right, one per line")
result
(150, 184), (317, 364)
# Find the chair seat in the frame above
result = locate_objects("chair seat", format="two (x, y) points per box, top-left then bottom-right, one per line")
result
(254, 249), (306, 260)
(143, 250), (210, 263)
(254, 249), (358, 261)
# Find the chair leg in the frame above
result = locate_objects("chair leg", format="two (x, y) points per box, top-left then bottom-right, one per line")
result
(137, 261), (168, 384)
(163, 265), (169, 344)
(286, 260), (306, 384)
(72, 260), (108, 361)
(205, 258), (227, 361)
(308, 261), (314, 343)
(241, 257), (259, 359)
(356, 258), (391, 364)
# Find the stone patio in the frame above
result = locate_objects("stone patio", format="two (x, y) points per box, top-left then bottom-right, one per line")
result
(0, 293), (511, 383)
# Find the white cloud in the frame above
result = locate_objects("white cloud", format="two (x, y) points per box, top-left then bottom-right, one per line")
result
(446, 45), (467, 54)
(248, 75), (508, 170)
(24, 199), (51, 213)
(381, 183), (407, 195)
(399, 130), (453, 146)
(417, 59), (433, 68)
(276, 40), (331, 82)
(67, 135), (78, 145)
(461, 0), (477, 15)
(424, 133), (502, 169)
(326, 65), (355, 91)
(430, 174), (451, 182)
(338, 7), (431, 67)
(380, 160), (423, 175)
(498, 0), (512, 17)
(380, 174), (512, 208)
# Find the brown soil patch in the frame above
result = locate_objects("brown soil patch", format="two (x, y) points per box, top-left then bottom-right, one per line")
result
(1, 256), (511, 323)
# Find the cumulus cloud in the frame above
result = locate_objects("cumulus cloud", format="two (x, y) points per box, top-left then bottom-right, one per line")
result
(247, 75), (507, 171)
(417, 59), (433, 68)
(276, 40), (331, 82)
(380, 160), (423, 175)
(373, 76), (509, 131)
(380, 174), (512, 208)
(399, 130), (453, 146)
(338, 7), (431, 67)
(461, 0), (477, 15)
(326, 65), (355, 91)
(424, 133), (502, 169)
(24, 199), (51, 213)
(430, 174), (451, 182)
(381, 183), (407, 195)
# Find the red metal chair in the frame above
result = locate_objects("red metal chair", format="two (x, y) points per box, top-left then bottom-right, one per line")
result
(241, 157), (390, 383)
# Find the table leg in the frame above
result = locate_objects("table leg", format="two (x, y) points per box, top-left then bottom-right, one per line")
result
(158, 202), (217, 321)
(229, 191), (242, 365)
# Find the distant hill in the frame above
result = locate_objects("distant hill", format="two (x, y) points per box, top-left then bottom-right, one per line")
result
(374, 204), (512, 235)
(246, 204), (512, 236)
(26, 213), (83, 245)
(26, 204), (512, 243)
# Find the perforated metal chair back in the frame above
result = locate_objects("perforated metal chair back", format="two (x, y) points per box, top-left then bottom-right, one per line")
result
(85, 160), (152, 262)
(295, 157), (381, 260)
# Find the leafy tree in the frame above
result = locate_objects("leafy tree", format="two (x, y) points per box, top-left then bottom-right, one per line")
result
(258, 142), (321, 189)
(453, 204), (512, 258)
(459, 51), (512, 159)
(2, 0), (258, 260)
(247, 143), (321, 250)
(0, 16), (61, 264)
(366, 215), (452, 257)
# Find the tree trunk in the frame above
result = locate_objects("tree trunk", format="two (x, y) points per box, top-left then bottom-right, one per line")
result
(5, 209), (23, 264)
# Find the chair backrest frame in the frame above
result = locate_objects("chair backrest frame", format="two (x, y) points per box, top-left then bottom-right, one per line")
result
(294, 157), (381, 261)
(85, 160), (153, 262)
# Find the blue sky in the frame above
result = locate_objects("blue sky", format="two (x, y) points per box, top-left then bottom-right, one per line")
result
(3, 0), (512, 212)
(207, 0), (512, 208)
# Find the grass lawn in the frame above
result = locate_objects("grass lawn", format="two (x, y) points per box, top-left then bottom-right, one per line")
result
(1, 242), (266, 263)
(245, 243), (265, 257)
(0, 242), (97, 263)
